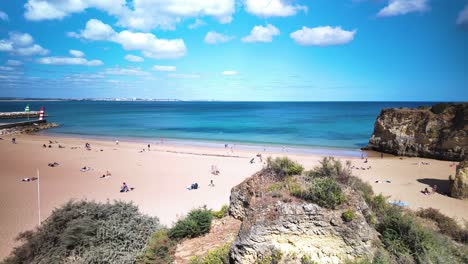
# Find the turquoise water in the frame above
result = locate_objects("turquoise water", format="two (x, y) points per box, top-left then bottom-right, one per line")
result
(0, 101), (434, 149)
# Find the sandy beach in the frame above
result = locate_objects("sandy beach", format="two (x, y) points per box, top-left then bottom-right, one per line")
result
(0, 134), (467, 260)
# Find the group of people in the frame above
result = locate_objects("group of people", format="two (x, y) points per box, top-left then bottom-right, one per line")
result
(422, 185), (438, 195)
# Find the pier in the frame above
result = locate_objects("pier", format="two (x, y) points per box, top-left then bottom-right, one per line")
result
(0, 119), (47, 129)
(0, 111), (42, 119)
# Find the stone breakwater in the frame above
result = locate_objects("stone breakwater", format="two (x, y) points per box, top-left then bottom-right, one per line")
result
(0, 121), (59, 136)
(0, 111), (41, 119)
(364, 103), (467, 161)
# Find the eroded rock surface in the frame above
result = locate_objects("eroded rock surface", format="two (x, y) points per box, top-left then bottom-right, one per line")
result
(451, 158), (468, 199)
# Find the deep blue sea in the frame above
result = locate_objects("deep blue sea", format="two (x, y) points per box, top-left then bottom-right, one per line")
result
(0, 101), (435, 150)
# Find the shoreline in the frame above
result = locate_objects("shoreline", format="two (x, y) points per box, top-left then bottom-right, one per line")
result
(0, 133), (466, 260)
(39, 131), (367, 158)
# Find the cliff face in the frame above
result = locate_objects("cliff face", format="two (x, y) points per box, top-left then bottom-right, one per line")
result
(366, 103), (467, 161)
(228, 171), (379, 264)
(451, 158), (468, 199)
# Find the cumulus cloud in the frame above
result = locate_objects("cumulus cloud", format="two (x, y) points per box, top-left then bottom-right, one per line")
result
(153, 65), (176, 72)
(0, 10), (8, 21)
(0, 32), (49, 56)
(24, 0), (235, 31)
(70, 19), (186, 59)
(69, 49), (84, 57)
(222, 70), (238, 76)
(6, 60), (23, 66)
(204, 31), (234, 44)
(244, 0), (307, 17)
(242, 24), (280, 43)
(37, 57), (103, 66)
(457, 4), (468, 27)
(377, 0), (429, 17)
(290, 26), (356, 46)
(125, 54), (144, 62)
(188, 18), (206, 29)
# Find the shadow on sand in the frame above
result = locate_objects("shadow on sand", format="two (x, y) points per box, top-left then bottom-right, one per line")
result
(417, 178), (451, 195)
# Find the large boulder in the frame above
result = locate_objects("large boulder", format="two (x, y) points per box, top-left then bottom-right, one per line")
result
(365, 103), (467, 161)
(451, 158), (468, 199)
(228, 171), (379, 264)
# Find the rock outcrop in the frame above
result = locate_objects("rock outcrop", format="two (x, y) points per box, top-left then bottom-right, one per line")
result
(451, 158), (468, 199)
(365, 103), (467, 161)
(0, 122), (59, 136)
(228, 171), (379, 264)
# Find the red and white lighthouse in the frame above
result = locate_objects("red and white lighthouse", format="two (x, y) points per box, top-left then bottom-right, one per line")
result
(39, 106), (45, 121)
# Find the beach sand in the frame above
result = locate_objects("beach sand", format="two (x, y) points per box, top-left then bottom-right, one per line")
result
(0, 134), (467, 260)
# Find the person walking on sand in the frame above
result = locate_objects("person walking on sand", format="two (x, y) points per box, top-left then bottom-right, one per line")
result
(115, 140), (119, 145)
(12, 138), (16, 144)
(147, 144), (151, 151)
(381, 153), (384, 159)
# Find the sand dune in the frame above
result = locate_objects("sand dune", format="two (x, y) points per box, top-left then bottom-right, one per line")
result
(0, 134), (466, 260)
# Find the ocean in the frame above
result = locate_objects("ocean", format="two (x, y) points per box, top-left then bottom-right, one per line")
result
(0, 101), (434, 151)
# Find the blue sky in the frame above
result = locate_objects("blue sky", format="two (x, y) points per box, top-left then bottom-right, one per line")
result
(0, 0), (467, 101)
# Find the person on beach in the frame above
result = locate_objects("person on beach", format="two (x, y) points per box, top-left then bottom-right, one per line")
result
(148, 144), (151, 151)
(85, 142), (91, 150)
(209, 180), (214, 187)
(225, 144), (228, 149)
(115, 140), (119, 145)
(120, 182), (129, 192)
(381, 153), (384, 159)
(43, 144), (47, 148)
(22, 177), (37, 182)
(12, 138), (16, 144)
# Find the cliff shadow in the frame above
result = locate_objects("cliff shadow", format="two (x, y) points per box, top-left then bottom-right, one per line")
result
(417, 178), (451, 195)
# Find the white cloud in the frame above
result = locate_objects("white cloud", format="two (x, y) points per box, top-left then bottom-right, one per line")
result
(188, 18), (206, 29)
(0, 32), (49, 56)
(6, 60), (23, 66)
(103, 66), (150, 76)
(168, 73), (200, 78)
(377, 0), (429, 17)
(244, 0), (307, 17)
(69, 49), (84, 57)
(290, 26), (356, 46)
(242, 24), (280, 43)
(153, 65), (176, 72)
(222, 70), (237, 76)
(204, 31), (234, 44)
(37, 57), (103, 66)
(457, 4), (468, 27)
(125, 54), (144, 62)
(71, 19), (187, 59)
(0, 11), (8, 21)
(24, 0), (235, 31)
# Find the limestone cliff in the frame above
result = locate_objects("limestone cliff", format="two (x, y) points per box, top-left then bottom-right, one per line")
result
(451, 158), (468, 199)
(366, 103), (467, 161)
(228, 170), (379, 264)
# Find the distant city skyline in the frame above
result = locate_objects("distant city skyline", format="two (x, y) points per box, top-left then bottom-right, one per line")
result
(0, 0), (467, 101)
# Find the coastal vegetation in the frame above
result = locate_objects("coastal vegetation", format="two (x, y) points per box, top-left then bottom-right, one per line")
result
(2, 201), (159, 264)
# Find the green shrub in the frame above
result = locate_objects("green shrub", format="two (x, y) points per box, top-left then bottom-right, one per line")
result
(348, 176), (374, 202)
(168, 207), (213, 240)
(3, 200), (159, 264)
(266, 182), (283, 192)
(306, 157), (352, 184)
(212, 205), (229, 219)
(417, 208), (468, 244)
(430, 103), (450, 114)
(294, 178), (346, 209)
(368, 194), (389, 217)
(267, 157), (304, 177)
(138, 229), (176, 264)
(342, 209), (356, 222)
(189, 243), (230, 264)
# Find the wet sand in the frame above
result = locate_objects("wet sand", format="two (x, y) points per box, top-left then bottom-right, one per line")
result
(0, 134), (466, 260)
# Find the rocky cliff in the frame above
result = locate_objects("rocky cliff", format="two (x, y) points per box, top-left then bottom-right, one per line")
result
(228, 170), (379, 264)
(366, 103), (467, 161)
(451, 157), (468, 199)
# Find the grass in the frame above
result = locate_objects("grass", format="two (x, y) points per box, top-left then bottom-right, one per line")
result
(342, 209), (356, 222)
(212, 205), (228, 219)
(189, 243), (231, 264)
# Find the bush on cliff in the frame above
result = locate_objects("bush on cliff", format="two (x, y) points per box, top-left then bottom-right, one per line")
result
(416, 208), (468, 244)
(3, 200), (159, 264)
(293, 177), (345, 209)
(189, 242), (231, 264)
(267, 157), (304, 177)
(430, 103), (450, 114)
(168, 207), (213, 240)
(138, 229), (176, 264)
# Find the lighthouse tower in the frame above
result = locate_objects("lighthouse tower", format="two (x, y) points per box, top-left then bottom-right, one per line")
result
(39, 106), (45, 121)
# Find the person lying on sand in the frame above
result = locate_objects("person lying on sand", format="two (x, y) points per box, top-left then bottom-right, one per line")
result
(187, 183), (199, 190)
(43, 144), (47, 148)
(21, 177), (38, 182)
(80, 166), (91, 172)
(48, 162), (59, 167)
(211, 165), (220, 175)
(58, 145), (65, 148)
(422, 188), (431, 195)
(100, 174), (111, 179)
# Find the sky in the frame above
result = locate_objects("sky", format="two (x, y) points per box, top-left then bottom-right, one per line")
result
(0, 0), (467, 101)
